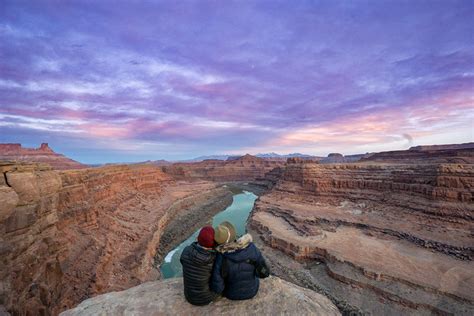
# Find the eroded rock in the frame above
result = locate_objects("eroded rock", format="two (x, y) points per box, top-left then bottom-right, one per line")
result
(0, 186), (18, 222)
(60, 277), (340, 316)
(0, 143), (86, 170)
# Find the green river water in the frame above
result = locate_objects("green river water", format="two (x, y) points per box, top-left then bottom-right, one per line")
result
(160, 190), (258, 278)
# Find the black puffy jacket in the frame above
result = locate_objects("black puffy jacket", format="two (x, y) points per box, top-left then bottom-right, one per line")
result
(179, 242), (218, 305)
(210, 237), (269, 300)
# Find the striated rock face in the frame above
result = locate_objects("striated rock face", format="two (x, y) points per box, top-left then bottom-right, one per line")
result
(249, 160), (474, 315)
(0, 162), (231, 315)
(0, 143), (86, 170)
(60, 276), (340, 316)
(319, 153), (369, 163)
(361, 142), (474, 164)
(162, 154), (284, 181)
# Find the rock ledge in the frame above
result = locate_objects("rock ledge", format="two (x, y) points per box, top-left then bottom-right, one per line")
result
(60, 276), (339, 315)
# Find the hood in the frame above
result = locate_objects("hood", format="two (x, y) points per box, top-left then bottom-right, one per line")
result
(216, 233), (253, 253)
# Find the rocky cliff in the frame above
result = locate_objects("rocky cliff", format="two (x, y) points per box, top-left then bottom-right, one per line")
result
(0, 162), (232, 315)
(361, 142), (474, 164)
(60, 277), (340, 316)
(0, 143), (86, 170)
(162, 154), (284, 182)
(249, 159), (474, 314)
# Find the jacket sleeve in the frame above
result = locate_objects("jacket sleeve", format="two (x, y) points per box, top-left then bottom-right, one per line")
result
(254, 245), (270, 276)
(210, 253), (225, 294)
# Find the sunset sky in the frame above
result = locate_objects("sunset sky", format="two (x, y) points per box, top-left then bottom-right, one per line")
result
(1, 0), (473, 163)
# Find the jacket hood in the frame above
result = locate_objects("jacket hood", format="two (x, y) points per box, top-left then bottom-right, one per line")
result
(216, 233), (253, 253)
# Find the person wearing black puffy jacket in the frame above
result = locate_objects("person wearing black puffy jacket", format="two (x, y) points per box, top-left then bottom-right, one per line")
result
(211, 225), (270, 300)
(180, 226), (218, 305)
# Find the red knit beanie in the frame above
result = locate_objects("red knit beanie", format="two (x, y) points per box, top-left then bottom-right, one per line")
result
(197, 226), (215, 248)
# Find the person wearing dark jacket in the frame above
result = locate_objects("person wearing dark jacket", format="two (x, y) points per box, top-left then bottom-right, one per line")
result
(180, 226), (218, 305)
(211, 221), (270, 300)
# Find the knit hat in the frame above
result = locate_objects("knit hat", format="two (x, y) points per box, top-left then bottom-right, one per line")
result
(197, 226), (215, 248)
(214, 221), (237, 245)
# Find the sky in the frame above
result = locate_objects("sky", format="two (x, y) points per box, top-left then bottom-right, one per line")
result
(0, 0), (473, 163)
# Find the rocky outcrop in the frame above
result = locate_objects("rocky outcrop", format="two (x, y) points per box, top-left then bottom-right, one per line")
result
(60, 276), (340, 316)
(319, 153), (369, 163)
(162, 154), (284, 181)
(0, 162), (231, 315)
(361, 142), (474, 164)
(409, 142), (474, 151)
(249, 159), (474, 315)
(0, 143), (86, 170)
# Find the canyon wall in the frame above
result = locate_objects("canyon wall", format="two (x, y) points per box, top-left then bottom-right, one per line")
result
(162, 154), (285, 181)
(0, 143), (86, 170)
(249, 158), (474, 314)
(0, 162), (230, 315)
(361, 142), (474, 164)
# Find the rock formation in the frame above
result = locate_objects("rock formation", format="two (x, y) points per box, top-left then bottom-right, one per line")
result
(3, 142), (474, 315)
(60, 277), (340, 316)
(0, 143), (86, 170)
(162, 154), (284, 181)
(319, 153), (370, 163)
(249, 157), (474, 314)
(361, 142), (474, 164)
(0, 161), (232, 315)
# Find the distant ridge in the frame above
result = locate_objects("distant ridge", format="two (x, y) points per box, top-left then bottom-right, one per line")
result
(0, 143), (86, 170)
(361, 142), (474, 164)
(184, 152), (320, 162)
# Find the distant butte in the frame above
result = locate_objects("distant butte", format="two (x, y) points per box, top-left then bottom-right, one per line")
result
(0, 143), (86, 170)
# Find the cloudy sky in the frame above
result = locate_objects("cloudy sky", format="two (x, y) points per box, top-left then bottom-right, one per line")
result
(1, 0), (473, 163)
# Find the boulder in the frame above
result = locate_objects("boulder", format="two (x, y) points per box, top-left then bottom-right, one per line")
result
(5, 172), (40, 205)
(60, 277), (340, 316)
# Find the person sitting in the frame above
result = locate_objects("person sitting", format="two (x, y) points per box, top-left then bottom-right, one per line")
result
(179, 226), (218, 305)
(211, 221), (270, 300)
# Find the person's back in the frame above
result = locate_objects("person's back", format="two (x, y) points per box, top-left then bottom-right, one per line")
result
(211, 233), (270, 300)
(180, 226), (218, 305)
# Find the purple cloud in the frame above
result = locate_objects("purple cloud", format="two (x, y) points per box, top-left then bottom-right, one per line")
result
(0, 0), (473, 163)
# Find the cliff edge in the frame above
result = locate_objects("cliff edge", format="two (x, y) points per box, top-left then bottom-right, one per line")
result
(60, 277), (340, 316)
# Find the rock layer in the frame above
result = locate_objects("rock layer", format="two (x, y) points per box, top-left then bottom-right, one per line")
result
(60, 276), (340, 316)
(249, 160), (474, 314)
(0, 143), (86, 170)
(0, 162), (231, 315)
(361, 142), (474, 164)
(162, 154), (284, 181)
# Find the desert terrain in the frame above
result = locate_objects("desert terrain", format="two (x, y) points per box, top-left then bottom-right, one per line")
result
(0, 143), (473, 315)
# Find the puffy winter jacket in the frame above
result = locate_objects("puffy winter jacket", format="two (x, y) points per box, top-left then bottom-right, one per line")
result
(180, 242), (218, 305)
(211, 234), (269, 300)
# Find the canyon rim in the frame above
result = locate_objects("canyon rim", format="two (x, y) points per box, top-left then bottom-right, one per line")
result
(0, 143), (473, 315)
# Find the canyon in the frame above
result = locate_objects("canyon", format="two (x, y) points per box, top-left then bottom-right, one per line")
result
(1, 143), (473, 315)
(0, 144), (86, 170)
(161, 154), (285, 181)
(0, 161), (233, 315)
(249, 146), (474, 314)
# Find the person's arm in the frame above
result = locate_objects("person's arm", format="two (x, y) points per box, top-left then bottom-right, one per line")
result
(254, 245), (270, 277)
(210, 254), (225, 294)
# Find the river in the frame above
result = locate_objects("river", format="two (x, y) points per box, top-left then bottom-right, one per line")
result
(160, 190), (258, 278)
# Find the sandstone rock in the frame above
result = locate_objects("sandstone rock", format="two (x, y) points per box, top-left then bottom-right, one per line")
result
(0, 143), (86, 170)
(0, 186), (18, 222)
(361, 143), (474, 164)
(250, 157), (474, 315)
(163, 154), (284, 182)
(1, 162), (237, 315)
(36, 171), (62, 196)
(5, 172), (40, 205)
(3, 204), (37, 233)
(60, 277), (340, 316)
